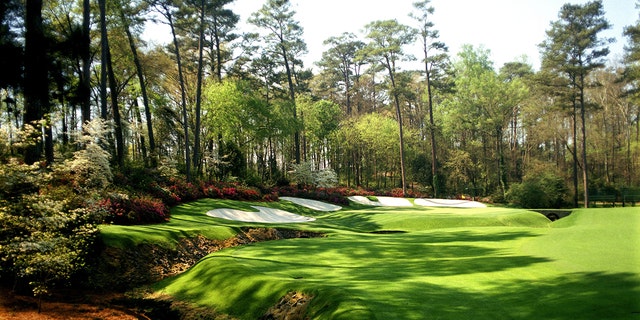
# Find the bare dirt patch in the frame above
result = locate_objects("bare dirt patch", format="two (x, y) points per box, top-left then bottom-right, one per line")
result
(0, 288), (139, 320)
(260, 291), (313, 320)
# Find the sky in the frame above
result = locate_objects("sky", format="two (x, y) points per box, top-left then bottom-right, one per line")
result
(145, 0), (637, 71)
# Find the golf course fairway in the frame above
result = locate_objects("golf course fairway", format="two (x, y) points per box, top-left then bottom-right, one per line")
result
(147, 200), (640, 319)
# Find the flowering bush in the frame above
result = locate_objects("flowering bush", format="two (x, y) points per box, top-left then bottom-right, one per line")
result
(167, 178), (203, 202)
(289, 161), (315, 186)
(273, 186), (359, 205)
(99, 193), (169, 225)
(237, 187), (261, 201)
(149, 182), (182, 206)
(289, 161), (338, 188)
(202, 184), (223, 198)
(315, 169), (338, 188)
(388, 188), (407, 198)
(58, 119), (112, 194)
(261, 192), (279, 202)
(130, 196), (170, 223)
(380, 188), (429, 199)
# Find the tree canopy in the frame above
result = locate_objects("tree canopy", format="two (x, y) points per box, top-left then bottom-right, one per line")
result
(0, 0), (636, 201)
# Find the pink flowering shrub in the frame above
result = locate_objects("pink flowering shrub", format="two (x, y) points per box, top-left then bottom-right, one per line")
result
(99, 194), (169, 225)
(167, 178), (203, 202)
(261, 192), (279, 202)
(130, 196), (170, 223)
(380, 188), (429, 198)
(149, 182), (182, 206)
(272, 186), (359, 205)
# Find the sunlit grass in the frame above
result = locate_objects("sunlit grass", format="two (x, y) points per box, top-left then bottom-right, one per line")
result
(103, 199), (640, 319)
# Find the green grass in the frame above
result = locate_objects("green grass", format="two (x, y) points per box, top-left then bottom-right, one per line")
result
(106, 199), (640, 319)
(99, 199), (255, 248)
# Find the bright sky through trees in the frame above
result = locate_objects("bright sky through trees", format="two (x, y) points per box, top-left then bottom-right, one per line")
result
(143, 0), (634, 69)
(239, 0), (634, 70)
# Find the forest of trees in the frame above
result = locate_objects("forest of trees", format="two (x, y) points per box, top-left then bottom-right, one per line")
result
(1, 0), (639, 206)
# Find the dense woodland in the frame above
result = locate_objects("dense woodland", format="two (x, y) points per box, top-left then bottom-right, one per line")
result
(0, 0), (640, 303)
(1, 0), (639, 202)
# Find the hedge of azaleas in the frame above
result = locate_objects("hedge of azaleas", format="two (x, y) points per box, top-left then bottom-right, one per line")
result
(99, 172), (430, 225)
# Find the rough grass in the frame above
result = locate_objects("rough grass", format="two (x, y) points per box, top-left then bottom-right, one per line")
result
(110, 200), (639, 319)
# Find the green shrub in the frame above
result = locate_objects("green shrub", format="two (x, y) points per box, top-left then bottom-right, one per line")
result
(506, 173), (568, 209)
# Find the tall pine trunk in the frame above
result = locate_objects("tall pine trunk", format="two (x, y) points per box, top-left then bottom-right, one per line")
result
(572, 97), (579, 208)
(99, 0), (108, 119)
(211, 16), (223, 82)
(423, 46), (438, 197)
(120, 8), (156, 167)
(80, 0), (91, 124)
(280, 43), (300, 164)
(23, 0), (48, 164)
(385, 57), (407, 196)
(98, 0), (123, 167)
(166, 7), (190, 181)
(106, 39), (124, 168)
(193, 0), (206, 176)
(579, 73), (589, 207)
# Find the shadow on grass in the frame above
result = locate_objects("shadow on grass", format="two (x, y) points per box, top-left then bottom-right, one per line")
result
(156, 226), (640, 319)
(155, 230), (552, 318)
(232, 230), (550, 278)
(155, 256), (296, 318)
(360, 271), (640, 320)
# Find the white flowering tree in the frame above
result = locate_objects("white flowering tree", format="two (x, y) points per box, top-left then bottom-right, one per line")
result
(59, 119), (113, 193)
(290, 161), (338, 188)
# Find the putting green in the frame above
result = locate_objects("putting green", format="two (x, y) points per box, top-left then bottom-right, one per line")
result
(148, 202), (640, 319)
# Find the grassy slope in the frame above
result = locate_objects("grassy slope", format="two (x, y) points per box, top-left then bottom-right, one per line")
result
(107, 199), (640, 319)
(99, 199), (258, 248)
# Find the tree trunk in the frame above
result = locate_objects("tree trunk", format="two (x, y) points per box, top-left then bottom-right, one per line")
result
(44, 117), (53, 164)
(80, 0), (91, 124)
(23, 0), (48, 165)
(167, 9), (191, 181)
(193, 0), (205, 176)
(497, 126), (507, 196)
(155, 3), (191, 180)
(121, 8), (156, 167)
(97, 0), (123, 167)
(99, 0), (108, 119)
(344, 64), (352, 116)
(280, 42), (300, 164)
(423, 48), (438, 197)
(105, 36), (124, 168)
(579, 73), (589, 208)
(133, 99), (148, 162)
(385, 57), (407, 196)
(572, 98), (579, 208)
(212, 15), (223, 82)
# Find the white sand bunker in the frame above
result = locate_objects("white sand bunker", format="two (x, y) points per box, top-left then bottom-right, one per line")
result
(280, 197), (342, 212)
(415, 198), (486, 208)
(348, 196), (413, 207)
(348, 196), (486, 208)
(206, 206), (315, 223)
